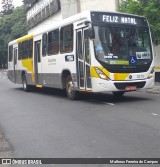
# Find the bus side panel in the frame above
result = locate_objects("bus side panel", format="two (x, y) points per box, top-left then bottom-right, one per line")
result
(7, 69), (15, 83)
(8, 44), (16, 83)
(16, 59), (35, 85)
(40, 24), (78, 89)
(40, 54), (77, 89)
(16, 35), (35, 86)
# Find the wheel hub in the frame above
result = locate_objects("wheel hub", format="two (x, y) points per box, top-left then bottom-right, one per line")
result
(67, 81), (73, 95)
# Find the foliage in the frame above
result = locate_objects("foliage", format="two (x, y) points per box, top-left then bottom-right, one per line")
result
(119, 0), (160, 45)
(0, 6), (27, 68)
(1, 0), (14, 16)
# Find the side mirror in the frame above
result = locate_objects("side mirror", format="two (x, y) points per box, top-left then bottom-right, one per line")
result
(84, 21), (95, 39)
(87, 27), (95, 39)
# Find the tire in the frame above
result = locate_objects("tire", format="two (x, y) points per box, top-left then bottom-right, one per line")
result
(22, 74), (31, 92)
(66, 75), (79, 100)
(112, 91), (125, 97)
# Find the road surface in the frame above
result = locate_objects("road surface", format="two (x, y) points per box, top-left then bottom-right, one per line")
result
(0, 70), (160, 167)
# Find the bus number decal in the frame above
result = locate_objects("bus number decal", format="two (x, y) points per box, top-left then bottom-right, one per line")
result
(65, 55), (74, 62)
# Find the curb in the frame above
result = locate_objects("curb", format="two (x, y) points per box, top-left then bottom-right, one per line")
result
(138, 88), (160, 94)
(0, 128), (13, 167)
(146, 90), (160, 94)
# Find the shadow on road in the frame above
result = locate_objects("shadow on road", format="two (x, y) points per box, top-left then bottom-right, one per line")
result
(85, 92), (151, 104)
(12, 86), (152, 105)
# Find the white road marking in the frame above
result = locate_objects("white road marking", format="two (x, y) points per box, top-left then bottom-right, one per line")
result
(152, 113), (160, 117)
(105, 102), (115, 106)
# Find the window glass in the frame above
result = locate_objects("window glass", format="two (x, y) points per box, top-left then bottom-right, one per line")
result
(42, 33), (48, 56)
(14, 48), (17, 65)
(28, 39), (33, 58)
(18, 43), (22, 60)
(22, 41), (28, 59)
(9, 45), (13, 62)
(18, 39), (33, 60)
(94, 26), (152, 66)
(84, 30), (90, 64)
(77, 31), (83, 60)
(48, 29), (59, 55)
(42, 8), (45, 20)
(36, 42), (41, 63)
(60, 25), (73, 53)
(46, 5), (50, 17)
(79, 61), (84, 87)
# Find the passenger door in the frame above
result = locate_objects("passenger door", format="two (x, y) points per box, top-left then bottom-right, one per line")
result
(34, 40), (42, 84)
(76, 28), (92, 91)
(13, 47), (18, 83)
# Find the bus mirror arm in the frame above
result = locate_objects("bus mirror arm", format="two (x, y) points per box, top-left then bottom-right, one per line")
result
(87, 27), (95, 39)
(84, 21), (95, 39)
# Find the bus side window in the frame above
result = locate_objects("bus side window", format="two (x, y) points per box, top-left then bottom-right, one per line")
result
(48, 29), (59, 55)
(9, 45), (13, 62)
(77, 31), (83, 60)
(42, 33), (48, 56)
(21, 41), (29, 59)
(60, 24), (73, 53)
(19, 43), (23, 60)
(18, 43), (22, 60)
(84, 30), (91, 64)
(28, 39), (33, 58)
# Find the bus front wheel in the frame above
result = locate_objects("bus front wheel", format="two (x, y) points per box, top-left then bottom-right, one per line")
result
(66, 76), (78, 100)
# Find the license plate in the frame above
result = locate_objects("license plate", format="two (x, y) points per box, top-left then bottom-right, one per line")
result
(125, 86), (137, 91)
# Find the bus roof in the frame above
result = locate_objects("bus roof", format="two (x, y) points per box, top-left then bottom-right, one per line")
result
(9, 34), (34, 45)
(9, 10), (146, 45)
(33, 10), (146, 37)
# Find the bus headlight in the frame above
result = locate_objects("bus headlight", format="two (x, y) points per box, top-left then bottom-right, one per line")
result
(147, 67), (155, 79)
(95, 67), (110, 80)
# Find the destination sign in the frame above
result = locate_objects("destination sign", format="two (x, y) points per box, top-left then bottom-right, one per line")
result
(102, 15), (137, 25)
(91, 12), (148, 26)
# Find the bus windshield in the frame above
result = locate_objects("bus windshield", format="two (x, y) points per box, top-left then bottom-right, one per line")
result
(94, 26), (152, 67)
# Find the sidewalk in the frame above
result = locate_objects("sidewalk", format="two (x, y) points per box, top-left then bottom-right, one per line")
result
(0, 129), (13, 167)
(145, 82), (160, 94)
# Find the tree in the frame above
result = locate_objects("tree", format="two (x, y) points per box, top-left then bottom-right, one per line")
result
(1, 0), (14, 16)
(0, 6), (27, 68)
(119, 0), (160, 45)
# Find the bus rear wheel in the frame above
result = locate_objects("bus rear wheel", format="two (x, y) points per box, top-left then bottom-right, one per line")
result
(22, 74), (31, 92)
(112, 91), (125, 97)
(66, 76), (78, 100)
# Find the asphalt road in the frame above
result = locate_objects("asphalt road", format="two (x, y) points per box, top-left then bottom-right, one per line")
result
(0, 70), (160, 167)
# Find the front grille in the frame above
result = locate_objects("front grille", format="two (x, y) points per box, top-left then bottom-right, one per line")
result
(114, 81), (146, 90)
